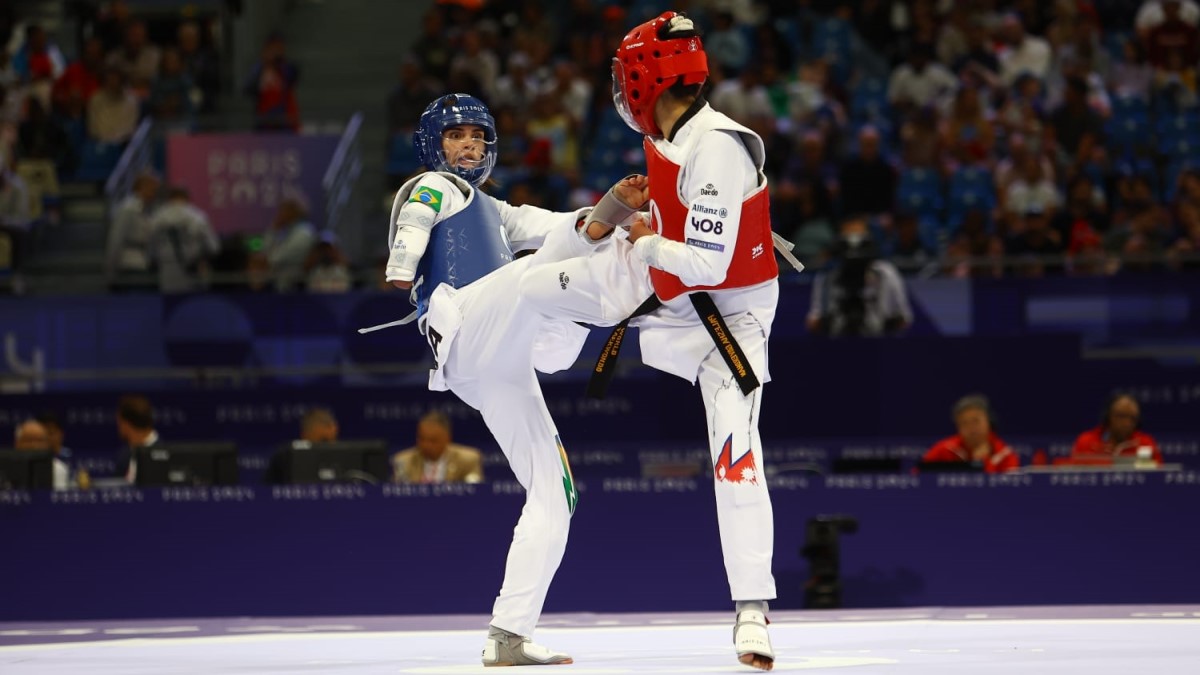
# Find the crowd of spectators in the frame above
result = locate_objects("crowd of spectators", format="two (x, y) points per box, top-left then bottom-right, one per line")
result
(9, 0), (1200, 293)
(387, 0), (1200, 278)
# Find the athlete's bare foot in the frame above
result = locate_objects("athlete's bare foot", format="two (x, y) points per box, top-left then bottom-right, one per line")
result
(739, 652), (774, 671)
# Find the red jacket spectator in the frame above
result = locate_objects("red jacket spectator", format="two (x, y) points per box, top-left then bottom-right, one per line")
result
(924, 432), (1019, 473)
(1071, 428), (1163, 463)
(1072, 394), (1162, 464)
(1147, 17), (1200, 70)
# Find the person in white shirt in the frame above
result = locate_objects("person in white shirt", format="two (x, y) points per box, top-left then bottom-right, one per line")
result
(105, 171), (160, 285)
(148, 186), (219, 293)
(998, 13), (1052, 86)
(888, 42), (959, 114)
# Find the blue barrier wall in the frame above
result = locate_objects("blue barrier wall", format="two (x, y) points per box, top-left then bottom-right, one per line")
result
(2, 473), (1198, 621)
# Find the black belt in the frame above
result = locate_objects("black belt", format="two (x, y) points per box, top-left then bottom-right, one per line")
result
(586, 291), (760, 399)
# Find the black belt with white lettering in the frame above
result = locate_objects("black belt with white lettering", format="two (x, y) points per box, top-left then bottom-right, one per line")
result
(586, 291), (760, 399)
(586, 294), (662, 399)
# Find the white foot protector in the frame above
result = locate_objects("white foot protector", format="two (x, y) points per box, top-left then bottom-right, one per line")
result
(734, 609), (775, 671)
(482, 626), (573, 667)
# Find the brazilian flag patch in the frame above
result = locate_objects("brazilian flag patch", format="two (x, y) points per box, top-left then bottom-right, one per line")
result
(408, 186), (444, 212)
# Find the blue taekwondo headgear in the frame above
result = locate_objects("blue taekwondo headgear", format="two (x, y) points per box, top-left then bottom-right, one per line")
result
(413, 93), (497, 188)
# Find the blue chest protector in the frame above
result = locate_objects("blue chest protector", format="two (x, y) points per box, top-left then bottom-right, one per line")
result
(413, 185), (514, 317)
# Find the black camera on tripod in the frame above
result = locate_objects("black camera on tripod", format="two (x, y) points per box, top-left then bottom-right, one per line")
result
(800, 514), (859, 609)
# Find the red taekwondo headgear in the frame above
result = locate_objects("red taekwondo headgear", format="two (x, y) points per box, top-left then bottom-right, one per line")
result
(611, 11), (708, 137)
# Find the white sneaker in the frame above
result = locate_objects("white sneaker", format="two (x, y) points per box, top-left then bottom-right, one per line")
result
(734, 609), (775, 671)
(482, 626), (573, 667)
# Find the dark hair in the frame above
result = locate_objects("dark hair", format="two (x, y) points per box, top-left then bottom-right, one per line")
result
(301, 407), (337, 434)
(1101, 392), (1140, 429)
(34, 411), (62, 431)
(117, 395), (154, 430)
(953, 394), (995, 428)
(419, 409), (452, 433)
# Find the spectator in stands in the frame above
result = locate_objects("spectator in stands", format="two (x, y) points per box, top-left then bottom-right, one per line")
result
(1106, 174), (1172, 266)
(1004, 153), (1061, 227)
(710, 62), (774, 128)
(450, 28), (500, 102)
(807, 216), (912, 337)
(781, 181), (835, 267)
(1145, 1), (1200, 85)
(116, 394), (158, 483)
(1168, 199), (1200, 269)
(393, 410), (484, 484)
(411, 9), (452, 81)
(105, 171), (160, 287)
(923, 395), (1019, 473)
(886, 211), (934, 271)
(52, 37), (104, 115)
(887, 42), (958, 118)
(942, 84), (995, 166)
(106, 19), (160, 97)
(176, 21), (220, 114)
(492, 51), (539, 111)
(899, 105), (944, 170)
(705, 10), (750, 76)
(1054, 174), (1109, 244)
(945, 208), (1006, 278)
(13, 418), (69, 489)
(0, 169), (31, 276)
(838, 125), (895, 220)
(16, 98), (70, 221)
(1110, 38), (1154, 102)
(147, 48), (195, 130)
(147, 186), (219, 293)
(997, 12), (1052, 86)
(11, 24), (65, 104)
(542, 59), (592, 129)
(304, 240), (352, 293)
(87, 67), (139, 144)
(262, 195), (317, 292)
(954, 18), (1001, 88)
(995, 133), (1054, 201)
(1050, 76), (1103, 174)
(1071, 393), (1163, 464)
(1007, 206), (1065, 276)
(92, 0), (132, 52)
(388, 53), (437, 138)
(245, 33), (299, 132)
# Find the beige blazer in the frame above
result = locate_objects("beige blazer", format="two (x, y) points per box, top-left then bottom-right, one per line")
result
(393, 443), (484, 483)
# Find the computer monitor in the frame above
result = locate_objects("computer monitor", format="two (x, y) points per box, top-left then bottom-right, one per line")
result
(915, 460), (985, 473)
(831, 458), (903, 474)
(0, 449), (54, 490)
(277, 440), (390, 485)
(135, 443), (239, 487)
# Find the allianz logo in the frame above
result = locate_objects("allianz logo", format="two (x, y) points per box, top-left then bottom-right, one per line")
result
(691, 203), (728, 218)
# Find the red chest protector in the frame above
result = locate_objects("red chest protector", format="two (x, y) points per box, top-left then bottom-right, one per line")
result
(644, 137), (777, 301)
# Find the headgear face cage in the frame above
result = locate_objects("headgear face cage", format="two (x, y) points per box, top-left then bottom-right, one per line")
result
(611, 11), (708, 136)
(413, 93), (498, 187)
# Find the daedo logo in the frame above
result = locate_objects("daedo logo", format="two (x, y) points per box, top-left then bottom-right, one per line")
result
(701, 183), (719, 196)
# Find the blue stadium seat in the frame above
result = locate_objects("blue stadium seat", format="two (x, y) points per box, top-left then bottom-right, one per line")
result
(850, 78), (890, 122)
(896, 168), (943, 217)
(1106, 110), (1151, 159)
